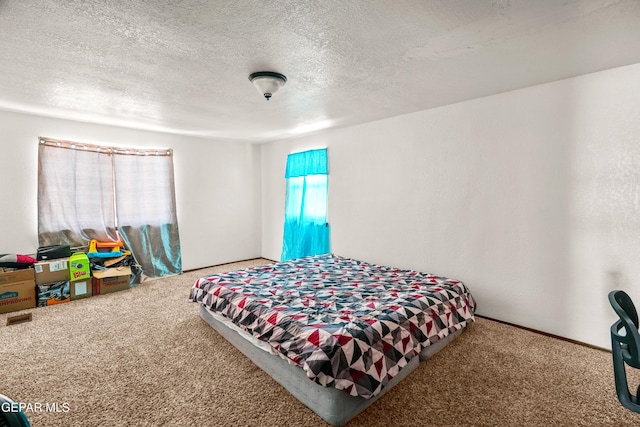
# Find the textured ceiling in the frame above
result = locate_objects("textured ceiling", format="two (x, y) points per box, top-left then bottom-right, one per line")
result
(1, 0), (639, 143)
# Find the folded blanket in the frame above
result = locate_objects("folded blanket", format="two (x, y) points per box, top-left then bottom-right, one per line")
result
(0, 253), (37, 268)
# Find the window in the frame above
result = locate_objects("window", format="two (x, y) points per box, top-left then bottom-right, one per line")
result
(281, 148), (330, 261)
(37, 137), (181, 277)
(284, 175), (328, 223)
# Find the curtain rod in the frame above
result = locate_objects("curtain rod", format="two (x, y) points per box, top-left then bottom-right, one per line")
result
(39, 137), (172, 156)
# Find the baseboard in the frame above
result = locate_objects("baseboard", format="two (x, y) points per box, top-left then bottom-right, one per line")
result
(183, 257), (276, 273)
(476, 314), (610, 353)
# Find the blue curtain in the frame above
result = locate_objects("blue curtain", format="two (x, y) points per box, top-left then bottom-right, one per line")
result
(285, 148), (328, 178)
(282, 149), (330, 261)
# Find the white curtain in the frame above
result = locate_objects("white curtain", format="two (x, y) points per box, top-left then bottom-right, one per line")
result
(38, 143), (117, 246)
(113, 151), (181, 277)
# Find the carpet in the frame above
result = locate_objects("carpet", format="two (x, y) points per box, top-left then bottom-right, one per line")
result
(1, 258), (639, 426)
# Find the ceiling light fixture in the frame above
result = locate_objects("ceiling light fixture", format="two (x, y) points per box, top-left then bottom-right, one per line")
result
(249, 71), (287, 101)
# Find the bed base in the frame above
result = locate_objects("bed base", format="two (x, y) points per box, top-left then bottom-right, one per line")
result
(199, 305), (464, 426)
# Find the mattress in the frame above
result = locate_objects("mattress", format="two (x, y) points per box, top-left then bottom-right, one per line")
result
(199, 305), (463, 425)
(189, 254), (476, 424)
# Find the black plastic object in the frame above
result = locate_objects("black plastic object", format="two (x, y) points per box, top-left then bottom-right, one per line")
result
(0, 394), (31, 427)
(36, 245), (71, 261)
(608, 290), (640, 413)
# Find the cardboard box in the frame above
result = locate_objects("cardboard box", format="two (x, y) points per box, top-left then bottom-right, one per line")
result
(0, 280), (36, 314)
(36, 281), (70, 306)
(0, 268), (35, 285)
(34, 258), (69, 285)
(0, 269), (36, 314)
(92, 267), (131, 295)
(70, 279), (92, 300)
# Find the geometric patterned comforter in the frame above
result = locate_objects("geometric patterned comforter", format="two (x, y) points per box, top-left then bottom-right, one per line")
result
(189, 254), (476, 399)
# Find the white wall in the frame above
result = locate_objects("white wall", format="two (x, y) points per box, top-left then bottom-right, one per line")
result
(261, 63), (640, 349)
(0, 110), (261, 271)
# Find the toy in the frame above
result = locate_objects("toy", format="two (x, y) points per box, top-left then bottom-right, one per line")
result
(69, 252), (90, 280)
(87, 239), (124, 258)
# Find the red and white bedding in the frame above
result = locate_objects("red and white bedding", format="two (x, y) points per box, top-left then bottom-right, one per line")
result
(189, 254), (476, 399)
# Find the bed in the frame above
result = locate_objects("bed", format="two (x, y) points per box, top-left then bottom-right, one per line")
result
(189, 254), (476, 425)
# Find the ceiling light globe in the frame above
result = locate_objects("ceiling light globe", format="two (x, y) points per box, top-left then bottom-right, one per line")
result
(249, 71), (287, 101)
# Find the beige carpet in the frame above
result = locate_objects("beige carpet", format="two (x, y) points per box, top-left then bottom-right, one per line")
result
(1, 258), (640, 427)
